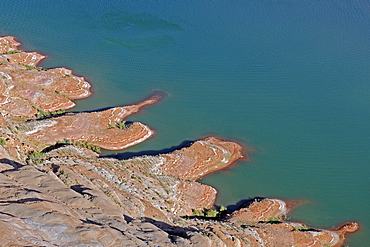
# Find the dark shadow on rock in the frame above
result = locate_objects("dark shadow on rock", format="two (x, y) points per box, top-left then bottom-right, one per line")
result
(51, 164), (60, 173)
(139, 217), (197, 240)
(225, 197), (266, 214)
(24, 107), (114, 118)
(70, 185), (93, 196)
(70, 185), (95, 200)
(292, 227), (321, 232)
(25, 112), (69, 122)
(0, 211), (18, 218)
(41, 143), (69, 153)
(23, 188), (42, 193)
(0, 198), (53, 204)
(0, 158), (24, 169)
(123, 215), (134, 223)
(104, 140), (194, 160)
(81, 218), (103, 226)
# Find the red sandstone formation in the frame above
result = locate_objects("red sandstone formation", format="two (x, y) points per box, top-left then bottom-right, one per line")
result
(144, 136), (245, 214)
(174, 180), (217, 213)
(229, 198), (289, 224)
(158, 136), (244, 180)
(225, 198), (359, 247)
(0, 36), (161, 150)
(227, 219), (358, 247)
(0, 36), (91, 117)
(21, 95), (161, 150)
(0, 114), (6, 128)
(0, 36), (21, 53)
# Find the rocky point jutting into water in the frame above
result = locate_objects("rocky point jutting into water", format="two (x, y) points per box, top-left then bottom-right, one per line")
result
(0, 36), (359, 246)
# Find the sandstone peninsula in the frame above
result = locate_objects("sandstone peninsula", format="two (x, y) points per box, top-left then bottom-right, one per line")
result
(0, 36), (359, 246)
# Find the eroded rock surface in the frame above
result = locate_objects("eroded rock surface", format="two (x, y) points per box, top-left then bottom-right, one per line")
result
(0, 36), (91, 118)
(18, 94), (161, 150)
(0, 147), (359, 247)
(0, 36), (359, 246)
(158, 136), (244, 180)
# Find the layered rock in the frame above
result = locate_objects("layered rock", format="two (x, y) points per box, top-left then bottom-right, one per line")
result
(0, 36), (91, 118)
(0, 36), (359, 246)
(0, 36), (21, 54)
(0, 145), (359, 247)
(157, 136), (244, 180)
(18, 94), (161, 150)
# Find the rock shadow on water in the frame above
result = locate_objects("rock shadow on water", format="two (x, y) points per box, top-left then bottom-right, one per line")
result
(105, 140), (194, 160)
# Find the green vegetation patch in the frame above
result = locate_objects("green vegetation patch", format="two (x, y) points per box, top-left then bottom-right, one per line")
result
(292, 226), (320, 232)
(192, 206), (227, 218)
(33, 106), (66, 118)
(258, 217), (282, 224)
(0, 138), (6, 146)
(1, 50), (20, 54)
(27, 151), (46, 160)
(18, 63), (47, 71)
(55, 91), (68, 98)
(57, 139), (101, 153)
(108, 121), (130, 129)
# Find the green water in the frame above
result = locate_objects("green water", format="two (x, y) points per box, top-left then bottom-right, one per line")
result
(1, 1), (369, 245)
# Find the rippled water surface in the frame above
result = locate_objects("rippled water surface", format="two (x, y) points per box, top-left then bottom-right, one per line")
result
(1, 1), (369, 245)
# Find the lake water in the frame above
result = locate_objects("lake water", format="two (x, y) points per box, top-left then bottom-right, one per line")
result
(1, 1), (369, 245)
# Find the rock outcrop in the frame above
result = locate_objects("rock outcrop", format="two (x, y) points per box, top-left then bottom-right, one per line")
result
(158, 136), (244, 180)
(0, 36), (359, 246)
(0, 36), (91, 118)
(18, 94), (162, 150)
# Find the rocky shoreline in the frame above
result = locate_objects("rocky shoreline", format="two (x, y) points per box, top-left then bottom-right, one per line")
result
(0, 36), (359, 246)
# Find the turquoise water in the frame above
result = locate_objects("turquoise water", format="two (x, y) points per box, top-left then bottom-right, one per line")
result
(1, 1), (369, 245)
